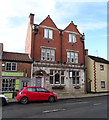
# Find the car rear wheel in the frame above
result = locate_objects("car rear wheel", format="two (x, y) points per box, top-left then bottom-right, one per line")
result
(20, 97), (28, 104)
(48, 96), (55, 102)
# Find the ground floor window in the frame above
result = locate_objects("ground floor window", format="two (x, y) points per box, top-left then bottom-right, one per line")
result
(101, 81), (105, 88)
(69, 71), (80, 85)
(2, 79), (15, 92)
(50, 70), (65, 85)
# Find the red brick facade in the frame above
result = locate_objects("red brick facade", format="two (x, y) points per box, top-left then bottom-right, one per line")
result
(25, 14), (85, 64)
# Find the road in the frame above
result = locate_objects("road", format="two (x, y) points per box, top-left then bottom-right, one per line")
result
(2, 96), (108, 119)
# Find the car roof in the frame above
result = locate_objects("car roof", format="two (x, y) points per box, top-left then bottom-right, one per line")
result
(24, 86), (44, 88)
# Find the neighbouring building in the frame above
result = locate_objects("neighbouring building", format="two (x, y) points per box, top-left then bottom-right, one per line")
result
(25, 13), (86, 96)
(0, 43), (33, 98)
(85, 54), (109, 93)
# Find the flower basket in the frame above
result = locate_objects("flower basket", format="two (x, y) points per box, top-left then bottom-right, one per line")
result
(52, 86), (64, 89)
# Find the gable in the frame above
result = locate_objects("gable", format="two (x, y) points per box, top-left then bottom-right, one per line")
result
(64, 21), (81, 34)
(39, 15), (58, 29)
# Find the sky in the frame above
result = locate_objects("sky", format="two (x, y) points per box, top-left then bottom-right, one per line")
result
(0, 0), (108, 60)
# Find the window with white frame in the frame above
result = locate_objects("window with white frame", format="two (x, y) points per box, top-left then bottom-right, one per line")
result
(69, 71), (80, 85)
(101, 81), (105, 88)
(41, 48), (55, 61)
(6, 62), (17, 71)
(44, 28), (53, 39)
(69, 33), (76, 43)
(50, 70), (65, 85)
(100, 65), (104, 70)
(67, 51), (78, 63)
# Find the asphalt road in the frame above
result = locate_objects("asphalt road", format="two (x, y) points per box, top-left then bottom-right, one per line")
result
(2, 96), (108, 119)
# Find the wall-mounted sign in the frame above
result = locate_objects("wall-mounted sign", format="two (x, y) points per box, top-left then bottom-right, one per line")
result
(2, 72), (24, 77)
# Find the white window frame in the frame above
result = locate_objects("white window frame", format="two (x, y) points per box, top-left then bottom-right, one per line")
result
(69, 71), (80, 85)
(67, 51), (78, 63)
(50, 70), (65, 85)
(6, 62), (17, 71)
(44, 28), (53, 39)
(69, 33), (76, 43)
(41, 48), (55, 61)
(101, 81), (105, 88)
(100, 65), (104, 70)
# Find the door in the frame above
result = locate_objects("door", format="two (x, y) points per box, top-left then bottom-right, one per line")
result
(36, 88), (50, 100)
(36, 77), (42, 86)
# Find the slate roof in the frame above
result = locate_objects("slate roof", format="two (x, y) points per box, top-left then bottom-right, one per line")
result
(88, 55), (109, 64)
(2, 51), (33, 63)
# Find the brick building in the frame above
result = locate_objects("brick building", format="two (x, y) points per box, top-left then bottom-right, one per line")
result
(25, 13), (86, 95)
(0, 43), (33, 98)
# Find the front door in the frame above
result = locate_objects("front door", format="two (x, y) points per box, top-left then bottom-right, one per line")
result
(36, 77), (42, 86)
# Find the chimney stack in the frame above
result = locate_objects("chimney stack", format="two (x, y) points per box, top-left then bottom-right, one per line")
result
(29, 13), (34, 24)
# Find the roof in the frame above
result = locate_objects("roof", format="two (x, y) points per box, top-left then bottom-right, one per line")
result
(88, 55), (109, 64)
(2, 51), (33, 63)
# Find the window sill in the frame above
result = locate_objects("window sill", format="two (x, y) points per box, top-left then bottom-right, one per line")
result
(51, 85), (65, 90)
(74, 85), (81, 89)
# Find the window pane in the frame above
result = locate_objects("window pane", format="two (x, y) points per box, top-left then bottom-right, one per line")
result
(12, 63), (16, 71)
(61, 77), (64, 84)
(101, 81), (105, 88)
(6, 63), (11, 71)
(77, 77), (79, 84)
(50, 49), (54, 61)
(73, 34), (76, 43)
(50, 76), (53, 84)
(67, 52), (70, 62)
(44, 29), (48, 38)
(75, 53), (78, 63)
(69, 34), (72, 42)
(72, 77), (75, 84)
(55, 73), (60, 84)
(49, 30), (53, 39)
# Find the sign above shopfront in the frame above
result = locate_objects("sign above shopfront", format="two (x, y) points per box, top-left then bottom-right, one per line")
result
(2, 72), (24, 77)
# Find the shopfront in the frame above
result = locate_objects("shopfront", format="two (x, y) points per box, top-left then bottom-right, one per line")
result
(2, 72), (31, 98)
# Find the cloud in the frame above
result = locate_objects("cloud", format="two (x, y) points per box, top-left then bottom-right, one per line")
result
(0, 0), (107, 59)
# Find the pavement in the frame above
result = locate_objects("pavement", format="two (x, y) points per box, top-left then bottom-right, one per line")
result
(8, 92), (108, 103)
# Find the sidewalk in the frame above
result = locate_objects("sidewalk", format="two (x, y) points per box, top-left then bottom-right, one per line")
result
(8, 93), (108, 103)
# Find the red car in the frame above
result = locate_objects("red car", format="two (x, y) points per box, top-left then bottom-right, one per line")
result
(16, 86), (57, 104)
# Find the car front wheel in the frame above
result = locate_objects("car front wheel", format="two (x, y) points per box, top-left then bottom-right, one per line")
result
(20, 97), (28, 104)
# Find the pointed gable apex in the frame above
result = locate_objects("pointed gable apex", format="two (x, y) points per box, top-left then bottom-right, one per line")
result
(64, 21), (81, 34)
(39, 15), (58, 29)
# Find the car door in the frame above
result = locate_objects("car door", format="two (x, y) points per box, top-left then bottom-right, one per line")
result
(36, 88), (50, 100)
(27, 88), (39, 101)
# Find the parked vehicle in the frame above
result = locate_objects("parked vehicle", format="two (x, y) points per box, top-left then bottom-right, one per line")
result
(16, 86), (57, 104)
(0, 94), (9, 106)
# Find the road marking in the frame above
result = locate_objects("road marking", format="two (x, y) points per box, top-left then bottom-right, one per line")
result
(43, 109), (66, 113)
(93, 103), (102, 106)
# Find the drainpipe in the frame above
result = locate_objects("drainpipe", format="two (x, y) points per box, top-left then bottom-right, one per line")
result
(93, 61), (97, 92)
(60, 30), (63, 64)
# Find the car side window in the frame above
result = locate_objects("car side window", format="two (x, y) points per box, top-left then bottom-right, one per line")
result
(28, 88), (36, 92)
(36, 88), (47, 92)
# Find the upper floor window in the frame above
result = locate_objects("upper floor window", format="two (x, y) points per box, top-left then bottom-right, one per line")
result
(44, 28), (53, 39)
(6, 62), (17, 71)
(69, 33), (76, 43)
(100, 65), (104, 70)
(67, 51), (78, 63)
(41, 48), (55, 61)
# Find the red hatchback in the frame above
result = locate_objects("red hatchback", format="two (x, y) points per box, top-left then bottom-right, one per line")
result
(16, 86), (57, 104)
